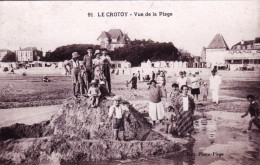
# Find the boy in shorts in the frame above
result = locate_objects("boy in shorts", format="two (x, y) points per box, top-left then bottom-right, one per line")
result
(241, 95), (259, 131)
(108, 96), (129, 141)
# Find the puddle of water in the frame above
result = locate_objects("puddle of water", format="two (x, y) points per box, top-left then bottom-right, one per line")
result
(42, 114), (260, 165)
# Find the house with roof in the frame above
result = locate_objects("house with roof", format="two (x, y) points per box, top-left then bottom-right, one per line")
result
(205, 34), (260, 70)
(205, 34), (229, 68)
(16, 47), (43, 62)
(97, 29), (130, 51)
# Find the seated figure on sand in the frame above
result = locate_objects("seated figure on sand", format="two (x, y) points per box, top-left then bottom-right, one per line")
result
(87, 80), (101, 108)
(108, 96), (129, 141)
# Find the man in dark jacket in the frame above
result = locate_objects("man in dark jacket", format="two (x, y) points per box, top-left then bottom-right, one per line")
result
(82, 47), (93, 90)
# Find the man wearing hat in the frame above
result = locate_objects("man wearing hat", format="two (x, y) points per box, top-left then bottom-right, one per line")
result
(82, 47), (94, 90)
(176, 71), (188, 90)
(209, 69), (221, 104)
(63, 52), (81, 97)
(108, 95), (129, 141)
(101, 48), (112, 94)
(87, 80), (101, 108)
(190, 72), (200, 102)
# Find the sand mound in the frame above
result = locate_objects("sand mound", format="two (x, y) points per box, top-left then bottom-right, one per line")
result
(0, 97), (188, 164)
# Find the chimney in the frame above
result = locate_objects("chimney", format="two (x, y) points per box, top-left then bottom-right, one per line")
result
(19, 47), (21, 50)
(241, 40), (244, 45)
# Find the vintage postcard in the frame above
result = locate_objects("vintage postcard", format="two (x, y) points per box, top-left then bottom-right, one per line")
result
(0, 1), (259, 164)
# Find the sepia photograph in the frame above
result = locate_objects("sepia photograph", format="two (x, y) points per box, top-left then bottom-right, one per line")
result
(0, 1), (259, 164)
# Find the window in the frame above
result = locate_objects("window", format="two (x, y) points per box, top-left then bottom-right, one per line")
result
(233, 60), (242, 64)
(243, 60), (249, 64)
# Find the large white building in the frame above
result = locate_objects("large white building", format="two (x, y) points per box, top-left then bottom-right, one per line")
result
(16, 47), (43, 62)
(205, 34), (260, 70)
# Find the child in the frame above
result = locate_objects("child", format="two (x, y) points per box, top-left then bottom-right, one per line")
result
(108, 96), (129, 141)
(129, 73), (137, 90)
(241, 95), (259, 131)
(87, 80), (101, 108)
(125, 80), (129, 90)
(201, 82), (209, 101)
(165, 103), (177, 134)
(169, 83), (180, 106)
(80, 65), (88, 96)
(42, 75), (50, 82)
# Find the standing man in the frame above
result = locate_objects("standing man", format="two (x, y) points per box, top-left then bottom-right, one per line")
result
(101, 48), (112, 94)
(190, 72), (200, 102)
(176, 71), (188, 90)
(63, 52), (81, 97)
(82, 47), (94, 90)
(209, 69), (222, 105)
(151, 71), (156, 81)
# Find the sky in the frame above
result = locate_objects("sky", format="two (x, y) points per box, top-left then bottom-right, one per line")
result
(0, 1), (259, 56)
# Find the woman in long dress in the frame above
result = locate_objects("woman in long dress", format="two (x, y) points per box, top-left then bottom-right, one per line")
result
(174, 85), (196, 137)
(147, 80), (165, 126)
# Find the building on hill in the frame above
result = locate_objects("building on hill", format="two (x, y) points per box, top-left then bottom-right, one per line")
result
(16, 47), (43, 62)
(97, 29), (130, 51)
(0, 49), (12, 61)
(205, 34), (229, 68)
(205, 34), (260, 70)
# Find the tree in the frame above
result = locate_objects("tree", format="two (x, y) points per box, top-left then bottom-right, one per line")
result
(42, 44), (100, 62)
(1, 52), (16, 62)
(110, 39), (180, 66)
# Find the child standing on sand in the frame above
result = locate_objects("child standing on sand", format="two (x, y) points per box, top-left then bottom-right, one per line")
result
(241, 95), (259, 131)
(201, 82), (209, 101)
(108, 96), (129, 141)
(165, 103), (177, 134)
(87, 80), (101, 108)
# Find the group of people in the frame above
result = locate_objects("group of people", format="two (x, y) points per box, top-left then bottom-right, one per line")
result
(64, 47), (112, 107)
(146, 69), (223, 137)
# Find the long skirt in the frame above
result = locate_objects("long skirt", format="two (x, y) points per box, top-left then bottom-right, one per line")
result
(149, 101), (165, 121)
(176, 110), (194, 135)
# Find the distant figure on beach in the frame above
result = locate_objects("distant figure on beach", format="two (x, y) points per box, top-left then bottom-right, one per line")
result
(241, 95), (259, 131)
(87, 80), (101, 108)
(209, 69), (221, 105)
(176, 71), (188, 90)
(125, 80), (129, 90)
(201, 82), (208, 102)
(151, 71), (155, 81)
(147, 80), (165, 126)
(82, 47), (94, 90)
(137, 71), (141, 81)
(129, 73), (137, 90)
(108, 96), (129, 141)
(174, 85), (196, 137)
(42, 75), (50, 82)
(101, 48), (112, 94)
(190, 72), (200, 102)
(63, 52), (81, 97)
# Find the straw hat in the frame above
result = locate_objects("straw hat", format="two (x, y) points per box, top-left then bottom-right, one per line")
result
(72, 52), (80, 59)
(90, 80), (97, 85)
(94, 50), (101, 55)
